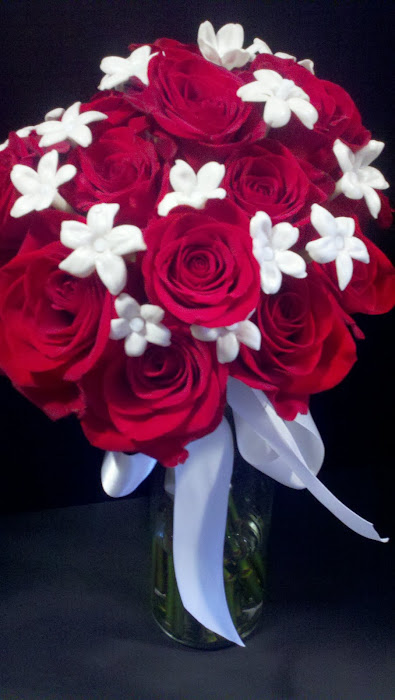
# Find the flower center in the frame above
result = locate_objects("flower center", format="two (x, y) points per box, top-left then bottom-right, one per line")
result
(129, 317), (145, 333)
(335, 235), (344, 250)
(276, 79), (295, 100)
(93, 237), (109, 253)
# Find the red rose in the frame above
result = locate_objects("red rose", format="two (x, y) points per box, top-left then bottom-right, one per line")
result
(231, 270), (357, 419)
(126, 48), (265, 155)
(0, 211), (112, 419)
(79, 324), (228, 466)
(223, 139), (334, 225)
(62, 116), (176, 227)
(315, 234), (395, 316)
(142, 201), (261, 327)
(249, 55), (370, 172)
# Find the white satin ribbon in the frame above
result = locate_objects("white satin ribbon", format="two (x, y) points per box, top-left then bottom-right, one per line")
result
(101, 450), (157, 497)
(173, 417), (244, 646)
(227, 377), (388, 543)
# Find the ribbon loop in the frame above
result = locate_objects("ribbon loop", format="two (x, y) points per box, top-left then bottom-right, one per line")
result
(101, 450), (157, 498)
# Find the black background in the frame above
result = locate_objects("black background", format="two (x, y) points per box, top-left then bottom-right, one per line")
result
(0, 0), (393, 535)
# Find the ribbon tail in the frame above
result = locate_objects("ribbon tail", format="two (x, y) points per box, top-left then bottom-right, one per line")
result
(173, 417), (244, 646)
(228, 378), (388, 543)
(101, 451), (157, 498)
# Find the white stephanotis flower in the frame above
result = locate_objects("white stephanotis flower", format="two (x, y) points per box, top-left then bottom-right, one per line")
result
(249, 38), (314, 74)
(237, 69), (318, 129)
(198, 21), (257, 70)
(157, 160), (226, 216)
(306, 204), (369, 291)
(98, 45), (158, 90)
(333, 139), (389, 218)
(0, 139), (9, 151)
(250, 211), (307, 294)
(35, 101), (107, 148)
(59, 203), (146, 295)
(191, 318), (261, 364)
(110, 293), (171, 357)
(10, 150), (76, 218)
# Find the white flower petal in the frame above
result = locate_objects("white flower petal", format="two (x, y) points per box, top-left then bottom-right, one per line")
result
(10, 194), (37, 218)
(237, 81), (272, 102)
(360, 166), (389, 190)
(55, 163), (77, 187)
(263, 97), (292, 128)
(237, 321), (261, 351)
(335, 217), (355, 238)
(59, 247), (97, 277)
(288, 97), (318, 129)
(34, 190), (56, 210)
(0, 139), (9, 151)
(362, 184), (381, 219)
(344, 236), (369, 263)
(63, 102), (81, 121)
(298, 59), (315, 74)
(35, 121), (62, 136)
(306, 237), (339, 263)
(115, 293), (141, 321)
(69, 123), (94, 147)
(107, 224), (146, 255)
(271, 222), (299, 251)
(260, 260), (282, 294)
(37, 150), (58, 180)
(339, 172), (364, 199)
(157, 191), (182, 216)
(221, 48), (251, 71)
(253, 69), (283, 90)
(216, 23), (244, 54)
(78, 110), (107, 126)
(190, 325), (220, 342)
(355, 139), (384, 168)
(140, 305), (165, 323)
(310, 204), (337, 238)
(10, 164), (39, 194)
(276, 250), (307, 279)
(247, 38), (273, 56)
(110, 317), (132, 340)
(95, 250), (127, 295)
(125, 332), (148, 357)
(38, 129), (66, 148)
(45, 107), (65, 120)
(333, 140), (354, 173)
(170, 160), (197, 195)
(100, 55), (129, 74)
(60, 221), (93, 249)
(217, 333), (240, 364)
(250, 211), (272, 242)
(145, 322), (171, 347)
(196, 162), (225, 193)
(87, 203), (119, 235)
(336, 251), (353, 291)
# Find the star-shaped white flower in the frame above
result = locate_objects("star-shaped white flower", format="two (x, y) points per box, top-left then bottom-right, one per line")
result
(157, 160), (226, 216)
(237, 69), (318, 129)
(250, 211), (307, 294)
(333, 139), (389, 219)
(198, 21), (258, 70)
(98, 45), (158, 91)
(0, 139), (9, 151)
(59, 203), (146, 295)
(249, 38), (314, 74)
(10, 150), (76, 218)
(35, 101), (107, 148)
(110, 293), (171, 357)
(306, 204), (369, 291)
(191, 318), (261, 364)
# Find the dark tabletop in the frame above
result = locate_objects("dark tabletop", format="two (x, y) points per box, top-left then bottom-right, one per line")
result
(1, 489), (393, 700)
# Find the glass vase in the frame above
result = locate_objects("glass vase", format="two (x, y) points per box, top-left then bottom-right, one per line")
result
(150, 448), (274, 649)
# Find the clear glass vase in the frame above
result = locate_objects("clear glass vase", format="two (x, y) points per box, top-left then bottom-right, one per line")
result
(150, 447), (274, 649)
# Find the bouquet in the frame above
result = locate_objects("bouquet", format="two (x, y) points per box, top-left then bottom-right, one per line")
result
(0, 21), (393, 645)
